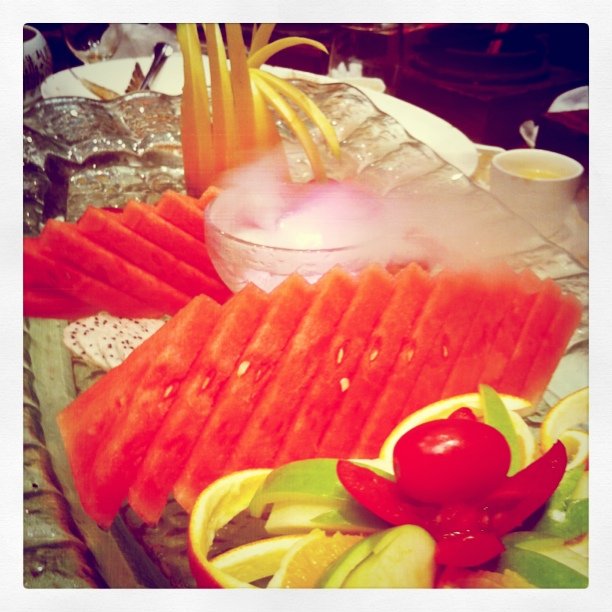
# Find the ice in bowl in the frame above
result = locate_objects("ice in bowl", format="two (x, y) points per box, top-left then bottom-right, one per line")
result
(204, 160), (392, 293)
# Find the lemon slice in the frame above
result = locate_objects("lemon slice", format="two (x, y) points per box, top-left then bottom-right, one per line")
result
(541, 387), (588, 449)
(211, 534), (308, 584)
(378, 393), (535, 472)
(188, 468), (271, 588)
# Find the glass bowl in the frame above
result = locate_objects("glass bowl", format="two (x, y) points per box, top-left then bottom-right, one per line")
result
(204, 193), (390, 293)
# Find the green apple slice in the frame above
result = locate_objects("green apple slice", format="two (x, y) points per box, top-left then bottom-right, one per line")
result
(264, 501), (388, 535)
(249, 459), (351, 517)
(480, 384), (523, 475)
(319, 525), (436, 588)
(500, 531), (588, 588)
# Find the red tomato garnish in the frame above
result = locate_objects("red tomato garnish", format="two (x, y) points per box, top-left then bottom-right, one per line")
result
(393, 419), (511, 505)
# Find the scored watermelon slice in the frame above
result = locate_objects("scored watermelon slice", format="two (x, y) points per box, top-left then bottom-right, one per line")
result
(121, 200), (220, 280)
(274, 265), (395, 465)
(154, 190), (206, 242)
(520, 292), (583, 401)
(352, 268), (478, 458)
(142, 275), (314, 522)
(224, 267), (358, 474)
(494, 278), (562, 397)
(440, 265), (522, 398)
(75, 206), (228, 301)
(477, 268), (542, 393)
(24, 236), (159, 318)
(398, 268), (490, 415)
(316, 262), (434, 459)
(128, 283), (271, 525)
(56, 294), (219, 525)
(40, 219), (191, 316)
(84, 296), (222, 527)
(23, 287), (94, 320)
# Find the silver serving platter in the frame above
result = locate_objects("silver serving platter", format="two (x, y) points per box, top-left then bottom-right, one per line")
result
(23, 82), (588, 587)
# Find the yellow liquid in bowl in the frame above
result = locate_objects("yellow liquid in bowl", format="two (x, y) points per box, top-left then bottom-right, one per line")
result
(514, 167), (564, 180)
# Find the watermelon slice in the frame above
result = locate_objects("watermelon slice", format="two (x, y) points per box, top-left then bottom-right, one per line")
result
(274, 265), (395, 465)
(494, 278), (562, 396)
(75, 206), (228, 302)
(23, 287), (94, 320)
(127, 283), (271, 525)
(520, 292), (583, 401)
(316, 262), (434, 459)
(40, 219), (191, 316)
(224, 267), (357, 473)
(440, 265), (522, 398)
(154, 190), (206, 242)
(477, 268), (542, 391)
(56, 294), (220, 526)
(397, 268), (490, 415)
(121, 200), (220, 279)
(24, 236), (159, 318)
(352, 268), (478, 458)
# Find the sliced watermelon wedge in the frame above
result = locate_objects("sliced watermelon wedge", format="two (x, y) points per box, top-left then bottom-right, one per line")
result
(24, 236), (160, 318)
(274, 264), (394, 465)
(317, 262), (434, 459)
(121, 200), (220, 280)
(56, 294), (220, 526)
(127, 283), (271, 524)
(40, 219), (191, 316)
(76, 206), (228, 301)
(154, 190), (206, 242)
(224, 267), (357, 473)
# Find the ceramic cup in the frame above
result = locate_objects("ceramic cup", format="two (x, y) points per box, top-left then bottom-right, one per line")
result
(23, 25), (53, 108)
(490, 148), (584, 237)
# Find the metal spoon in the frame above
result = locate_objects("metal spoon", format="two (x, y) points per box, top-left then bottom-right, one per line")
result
(139, 42), (174, 91)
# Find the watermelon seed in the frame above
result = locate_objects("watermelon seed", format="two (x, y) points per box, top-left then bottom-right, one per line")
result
(442, 344), (449, 358)
(340, 377), (350, 392)
(201, 376), (211, 391)
(237, 360), (251, 377)
(369, 348), (379, 362)
(163, 384), (176, 399)
(336, 347), (345, 365)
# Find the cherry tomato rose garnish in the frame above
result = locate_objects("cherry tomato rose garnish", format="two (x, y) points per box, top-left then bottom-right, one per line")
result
(392, 419), (511, 504)
(337, 415), (568, 568)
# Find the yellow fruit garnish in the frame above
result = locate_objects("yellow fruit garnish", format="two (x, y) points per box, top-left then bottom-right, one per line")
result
(211, 535), (307, 584)
(267, 529), (363, 588)
(540, 388), (588, 470)
(177, 23), (339, 196)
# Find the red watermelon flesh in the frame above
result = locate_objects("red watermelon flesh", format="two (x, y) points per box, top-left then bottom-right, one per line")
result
(84, 295), (221, 528)
(23, 288), (94, 320)
(127, 283), (270, 525)
(441, 265), (522, 398)
(274, 265), (395, 465)
(398, 269), (490, 412)
(493, 277), (562, 396)
(121, 200), (220, 279)
(154, 190), (206, 242)
(520, 292), (583, 402)
(316, 262), (434, 459)
(40, 219), (191, 316)
(224, 267), (358, 474)
(75, 206), (228, 302)
(352, 269), (478, 458)
(56, 295), (219, 524)
(173, 274), (316, 511)
(477, 268), (542, 392)
(24, 236), (159, 318)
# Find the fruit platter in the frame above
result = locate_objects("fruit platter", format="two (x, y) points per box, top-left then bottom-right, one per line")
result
(23, 25), (589, 590)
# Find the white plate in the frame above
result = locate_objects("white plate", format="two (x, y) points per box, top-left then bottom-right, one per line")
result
(41, 55), (478, 177)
